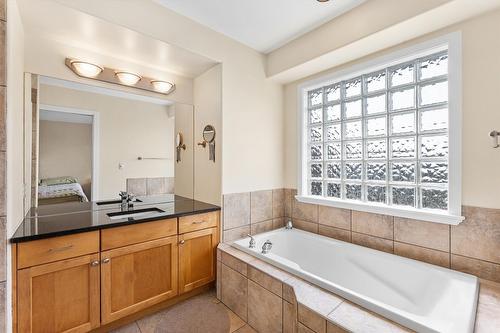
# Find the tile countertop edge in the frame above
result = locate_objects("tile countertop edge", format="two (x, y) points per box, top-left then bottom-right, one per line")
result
(217, 243), (500, 333)
(10, 204), (221, 243)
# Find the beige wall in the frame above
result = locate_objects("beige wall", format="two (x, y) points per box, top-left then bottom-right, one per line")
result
(283, 9), (500, 209)
(173, 103), (194, 199)
(56, 0), (285, 195)
(194, 64), (222, 205)
(39, 120), (92, 198)
(39, 84), (176, 200)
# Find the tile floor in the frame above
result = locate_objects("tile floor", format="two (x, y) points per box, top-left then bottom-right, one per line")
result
(111, 290), (256, 333)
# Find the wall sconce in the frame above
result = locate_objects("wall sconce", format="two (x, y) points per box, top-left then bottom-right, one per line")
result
(65, 58), (176, 96)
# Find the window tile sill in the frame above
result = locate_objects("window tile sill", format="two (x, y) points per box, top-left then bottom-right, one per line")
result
(296, 195), (464, 225)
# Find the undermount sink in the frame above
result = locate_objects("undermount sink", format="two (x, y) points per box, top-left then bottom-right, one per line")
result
(96, 198), (143, 205)
(106, 207), (164, 220)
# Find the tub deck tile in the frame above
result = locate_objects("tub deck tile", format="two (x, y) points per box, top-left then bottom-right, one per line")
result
(327, 301), (414, 333)
(285, 277), (343, 317)
(475, 279), (500, 333)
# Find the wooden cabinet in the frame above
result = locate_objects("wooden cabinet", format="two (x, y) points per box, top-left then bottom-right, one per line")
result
(14, 211), (220, 332)
(17, 254), (100, 333)
(100, 236), (178, 324)
(179, 227), (218, 294)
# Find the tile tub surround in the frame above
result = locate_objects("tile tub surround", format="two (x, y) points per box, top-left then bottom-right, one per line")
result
(222, 188), (500, 283)
(217, 244), (500, 333)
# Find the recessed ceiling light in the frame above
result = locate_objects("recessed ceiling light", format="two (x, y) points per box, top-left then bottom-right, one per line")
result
(115, 71), (142, 85)
(69, 60), (103, 78)
(150, 80), (174, 93)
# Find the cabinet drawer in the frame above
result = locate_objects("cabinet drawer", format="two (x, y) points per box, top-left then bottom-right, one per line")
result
(179, 211), (219, 234)
(101, 218), (177, 250)
(18, 231), (99, 269)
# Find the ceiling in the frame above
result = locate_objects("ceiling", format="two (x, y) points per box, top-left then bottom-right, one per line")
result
(18, 0), (217, 78)
(154, 0), (367, 53)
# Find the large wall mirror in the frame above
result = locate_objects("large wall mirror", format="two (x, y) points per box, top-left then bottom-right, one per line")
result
(24, 74), (194, 210)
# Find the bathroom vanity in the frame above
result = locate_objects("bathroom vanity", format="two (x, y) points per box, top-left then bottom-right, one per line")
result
(10, 196), (221, 332)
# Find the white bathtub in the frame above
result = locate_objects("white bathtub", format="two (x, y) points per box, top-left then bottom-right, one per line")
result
(232, 228), (478, 333)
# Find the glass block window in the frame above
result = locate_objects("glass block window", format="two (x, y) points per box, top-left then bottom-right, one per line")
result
(305, 50), (450, 211)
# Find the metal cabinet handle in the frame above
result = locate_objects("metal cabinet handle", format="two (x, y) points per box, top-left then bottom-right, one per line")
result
(48, 245), (74, 252)
(102, 258), (110, 264)
(179, 240), (185, 245)
(90, 260), (100, 267)
(192, 221), (205, 224)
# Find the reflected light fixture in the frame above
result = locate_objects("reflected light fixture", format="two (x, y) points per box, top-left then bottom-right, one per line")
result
(150, 80), (174, 93)
(69, 60), (103, 78)
(115, 71), (142, 85)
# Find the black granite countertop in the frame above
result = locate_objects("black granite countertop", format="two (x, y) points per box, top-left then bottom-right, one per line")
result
(11, 196), (220, 243)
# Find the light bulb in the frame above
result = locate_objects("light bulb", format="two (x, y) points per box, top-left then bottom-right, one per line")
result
(70, 60), (103, 78)
(115, 71), (142, 85)
(151, 80), (174, 93)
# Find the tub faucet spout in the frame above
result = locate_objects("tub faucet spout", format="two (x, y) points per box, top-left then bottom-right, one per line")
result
(262, 240), (273, 254)
(247, 234), (256, 249)
(285, 219), (293, 230)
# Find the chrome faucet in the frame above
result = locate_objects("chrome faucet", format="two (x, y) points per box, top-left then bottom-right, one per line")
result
(285, 219), (293, 230)
(261, 240), (272, 254)
(119, 191), (135, 209)
(247, 234), (256, 248)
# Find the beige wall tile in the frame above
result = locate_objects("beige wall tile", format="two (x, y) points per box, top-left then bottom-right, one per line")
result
(273, 217), (286, 229)
(0, 152), (5, 216)
(251, 190), (273, 223)
(298, 304), (326, 333)
(285, 189), (294, 217)
(0, 217), (3, 282)
(0, 0), (5, 21)
(326, 322), (349, 333)
(0, 87), (5, 152)
(247, 280), (282, 333)
(475, 279), (500, 333)
(298, 323), (315, 333)
(351, 232), (393, 253)
(224, 225), (251, 242)
(0, 282), (4, 333)
(224, 192), (251, 230)
(273, 189), (286, 218)
(283, 283), (296, 305)
(318, 206), (351, 230)
(235, 325), (258, 333)
(251, 220), (274, 235)
(318, 225), (351, 243)
(222, 252), (248, 276)
(394, 242), (449, 268)
(221, 264), (248, 321)
(292, 200), (318, 223)
(394, 217), (449, 252)
(293, 219), (318, 234)
(216, 260), (222, 300)
(0, 22), (4, 86)
(126, 178), (147, 196)
(248, 265), (282, 297)
(451, 206), (500, 264)
(351, 211), (393, 240)
(328, 301), (412, 333)
(451, 255), (500, 283)
(146, 177), (173, 195)
(283, 300), (298, 333)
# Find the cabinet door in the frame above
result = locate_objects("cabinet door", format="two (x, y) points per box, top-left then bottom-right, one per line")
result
(101, 236), (178, 324)
(18, 254), (100, 333)
(179, 227), (218, 294)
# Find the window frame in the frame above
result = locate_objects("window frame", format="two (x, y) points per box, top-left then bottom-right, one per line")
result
(297, 32), (463, 225)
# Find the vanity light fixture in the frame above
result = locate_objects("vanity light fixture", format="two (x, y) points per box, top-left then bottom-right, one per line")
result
(115, 71), (142, 86)
(150, 80), (174, 93)
(65, 58), (176, 95)
(69, 60), (103, 78)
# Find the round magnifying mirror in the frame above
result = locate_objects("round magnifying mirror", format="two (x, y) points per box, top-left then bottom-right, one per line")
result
(202, 125), (216, 143)
(176, 132), (183, 146)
